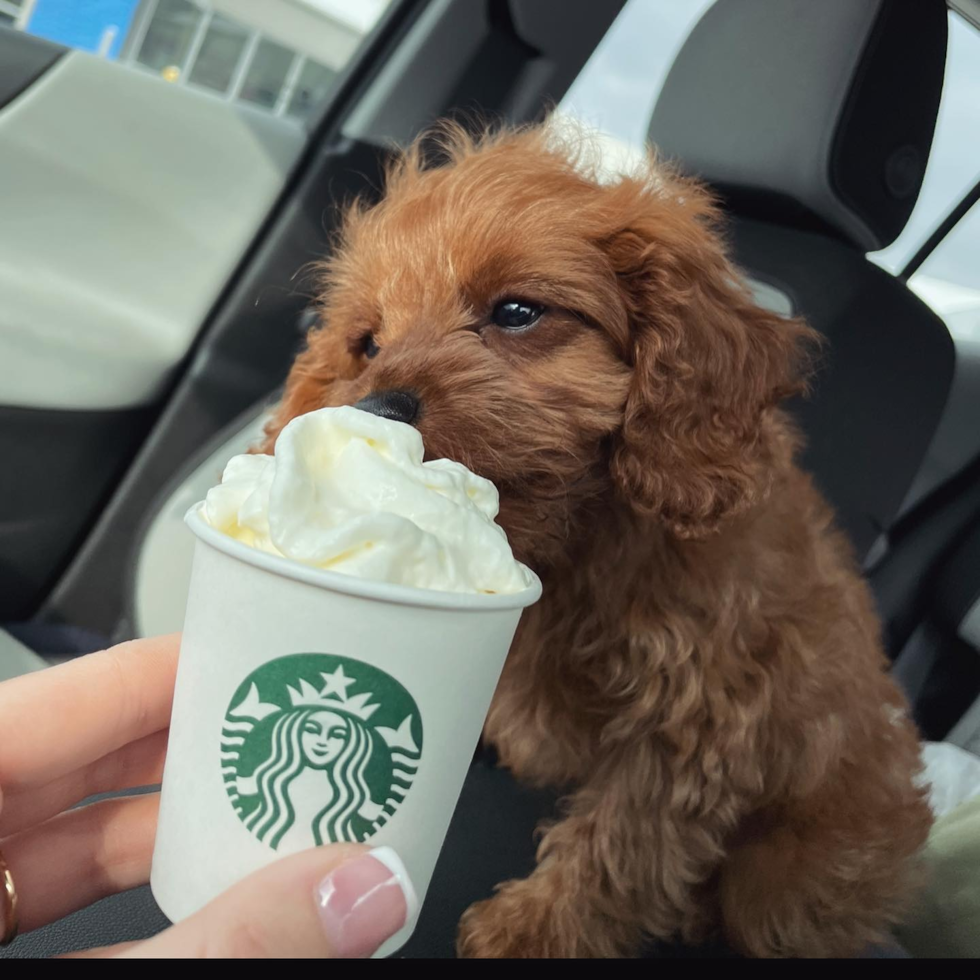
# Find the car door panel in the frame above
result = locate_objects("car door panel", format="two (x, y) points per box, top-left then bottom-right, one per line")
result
(36, 0), (626, 641)
(0, 50), (305, 411)
(0, 33), (306, 620)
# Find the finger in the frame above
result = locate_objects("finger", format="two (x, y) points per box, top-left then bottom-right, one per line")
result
(120, 845), (417, 959)
(1, 795), (158, 933)
(0, 731), (167, 839)
(0, 635), (178, 795)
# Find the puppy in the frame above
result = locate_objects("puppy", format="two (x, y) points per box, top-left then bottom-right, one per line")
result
(261, 123), (932, 958)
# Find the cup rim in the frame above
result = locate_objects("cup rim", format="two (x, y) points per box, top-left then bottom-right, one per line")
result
(185, 504), (543, 611)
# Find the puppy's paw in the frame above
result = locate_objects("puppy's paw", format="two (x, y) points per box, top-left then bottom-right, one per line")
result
(456, 880), (569, 959)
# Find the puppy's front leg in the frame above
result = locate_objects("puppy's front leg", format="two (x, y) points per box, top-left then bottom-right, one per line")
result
(456, 743), (736, 958)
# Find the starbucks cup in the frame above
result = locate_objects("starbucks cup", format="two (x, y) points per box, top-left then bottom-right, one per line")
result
(150, 505), (542, 957)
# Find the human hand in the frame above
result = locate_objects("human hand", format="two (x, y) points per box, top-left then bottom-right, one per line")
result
(0, 635), (415, 958)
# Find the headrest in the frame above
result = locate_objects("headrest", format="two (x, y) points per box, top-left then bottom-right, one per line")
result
(649, 0), (948, 251)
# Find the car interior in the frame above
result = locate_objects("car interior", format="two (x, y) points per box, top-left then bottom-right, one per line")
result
(1, 0), (979, 958)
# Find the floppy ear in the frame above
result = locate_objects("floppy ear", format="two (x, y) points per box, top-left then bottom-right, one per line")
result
(255, 311), (360, 454)
(256, 342), (337, 454)
(603, 174), (818, 538)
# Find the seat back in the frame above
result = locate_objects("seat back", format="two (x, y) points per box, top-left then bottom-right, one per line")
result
(649, 0), (954, 561)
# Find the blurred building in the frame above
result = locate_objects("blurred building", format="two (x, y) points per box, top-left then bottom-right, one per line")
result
(0, 0), (37, 32)
(7, 0), (387, 122)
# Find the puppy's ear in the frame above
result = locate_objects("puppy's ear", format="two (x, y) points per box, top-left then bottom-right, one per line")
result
(254, 323), (355, 454)
(603, 174), (817, 538)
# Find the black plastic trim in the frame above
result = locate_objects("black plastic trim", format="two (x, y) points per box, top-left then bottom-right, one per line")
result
(931, 518), (980, 635)
(0, 403), (156, 620)
(829, 0), (947, 251)
(869, 447), (980, 657)
(0, 27), (65, 109)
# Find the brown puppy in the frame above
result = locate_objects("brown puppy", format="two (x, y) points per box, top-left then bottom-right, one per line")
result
(260, 123), (932, 958)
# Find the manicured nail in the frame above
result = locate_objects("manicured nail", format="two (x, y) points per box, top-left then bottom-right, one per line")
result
(315, 847), (418, 958)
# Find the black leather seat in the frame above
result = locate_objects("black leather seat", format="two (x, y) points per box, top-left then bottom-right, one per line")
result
(649, 0), (955, 566)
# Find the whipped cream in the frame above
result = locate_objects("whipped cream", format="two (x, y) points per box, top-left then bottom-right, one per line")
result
(203, 406), (533, 595)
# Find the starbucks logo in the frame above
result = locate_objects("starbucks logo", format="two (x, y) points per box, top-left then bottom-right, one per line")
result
(220, 654), (422, 850)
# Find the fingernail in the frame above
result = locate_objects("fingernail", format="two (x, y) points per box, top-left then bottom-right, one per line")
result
(315, 847), (418, 958)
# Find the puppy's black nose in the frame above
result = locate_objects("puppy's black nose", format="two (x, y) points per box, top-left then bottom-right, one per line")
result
(354, 390), (420, 425)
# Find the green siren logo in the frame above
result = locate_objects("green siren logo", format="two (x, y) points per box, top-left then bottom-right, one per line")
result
(220, 654), (422, 849)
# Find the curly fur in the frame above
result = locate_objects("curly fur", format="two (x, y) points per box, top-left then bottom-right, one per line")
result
(261, 122), (932, 958)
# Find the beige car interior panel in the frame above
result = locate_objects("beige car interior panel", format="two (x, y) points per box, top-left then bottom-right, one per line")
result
(0, 51), (305, 411)
(134, 407), (272, 639)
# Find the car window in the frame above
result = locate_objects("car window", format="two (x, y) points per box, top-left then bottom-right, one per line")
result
(909, 199), (980, 343)
(10, 0), (393, 123)
(877, 10), (980, 347)
(870, 10), (980, 275)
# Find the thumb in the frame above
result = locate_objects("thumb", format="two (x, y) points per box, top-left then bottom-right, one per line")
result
(121, 845), (417, 959)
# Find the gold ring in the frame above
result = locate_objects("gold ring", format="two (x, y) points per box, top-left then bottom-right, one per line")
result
(0, 847), (19, 947)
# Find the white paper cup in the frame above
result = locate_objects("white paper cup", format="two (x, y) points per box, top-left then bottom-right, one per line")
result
(150, 505), (542, 957)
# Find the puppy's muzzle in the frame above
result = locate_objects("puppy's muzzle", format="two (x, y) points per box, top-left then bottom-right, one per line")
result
(354, 390), (420, 425)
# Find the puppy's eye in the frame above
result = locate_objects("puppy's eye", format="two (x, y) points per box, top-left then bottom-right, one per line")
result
(491, 300), (545, 330)
(359, 334), (380, 359)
